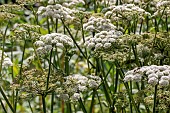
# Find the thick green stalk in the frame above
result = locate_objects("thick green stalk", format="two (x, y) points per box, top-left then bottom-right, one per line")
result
(0, 95), (7, 113)
(0, 87), (14, 113)
(14, 38), (27, 113)
(64, 49), (72, 113)
(130, 81), (133, 113)
(46, 48), (53, 91)
(153, 85), (158, 113)
(42, 95), (46, 113)
(28, 101), (33, 113)
(94, 0), (97, 13)
(80, 18), (90, 74)
(89, 90), (96, 113)
(79, 98), (87, 113)
(51, 92), (54, 113)
(47, 16), (51, 34)
(96, 91), (104, 113)
(115, 60), (140, 113)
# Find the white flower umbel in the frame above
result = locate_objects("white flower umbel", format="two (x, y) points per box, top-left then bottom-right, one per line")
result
(37, 4), (75, 20)
(124, 65), (170, 87)
(83, 16), (117, 32)
(85, 30), (122, 51)
(104, 4), (151, 21)
(34, 33), (73, 56)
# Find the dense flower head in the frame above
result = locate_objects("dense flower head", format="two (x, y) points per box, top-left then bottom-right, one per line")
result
(37, 4), (75, 20)
(156, 1), (170, 8)
(84, 30), (122, 51)
(124, 65), (170, 87)
(83, 16), (117, 32)
(104, 4), (151, 21)
(13, 68), (64, 100)
(48, 0), (85, 7)
(34, 33), (73, 56)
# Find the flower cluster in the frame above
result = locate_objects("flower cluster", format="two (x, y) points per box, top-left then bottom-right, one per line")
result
(156, 1), (170, 8)
(0, 50), (13, 67)
(15, 68), (63, 99)
(48, 0), (85, 8)
(153, 1), (170, 18)
(84, 30), (122, 51)
(34, 33), (73, 56)
(37, 4), (75, 20)
(57, 74), (101, 102)
(104, 4), (151, 21)
(83, 16), (117, 32)
(13, 24), (41, 40)
(124, 65), (170, 87)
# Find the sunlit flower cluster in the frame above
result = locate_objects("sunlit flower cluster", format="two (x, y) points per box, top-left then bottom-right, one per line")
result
(34, 33), (73, 56)
(104, 4), (151, 21)
(37, 4), (75, 20)
(84, 30), (122, 51)
(124, 65), (170, 87)
(83, 16), (117, 32)
(48, 0), (85, 7)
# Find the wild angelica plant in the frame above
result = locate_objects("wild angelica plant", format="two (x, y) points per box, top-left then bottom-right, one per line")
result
(1, 0), (170, 113)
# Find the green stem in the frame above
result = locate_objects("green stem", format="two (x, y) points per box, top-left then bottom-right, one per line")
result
(96, 91), (104, 113)
(14, 38), (27, 113)
(56, 18), (58, 33)
(0, 87), (14, 113)
(0, 97), (7, 113)
(166, 14), (168, 32)
(28, 101), (33, 113)
(51, 92), (54, 113)
(130, 81), (133, 113)
(94, 0), (97, 13)
(42, 95), (46, 113)
(115, 60), (140, 113)
(81, 18), (90, 74)
(153, 85), (158, 113)
(66, 102), (72, 113)
(47, 16), (51, 34)
(46, 48), (53, 91)
(11, 39), (15, 108)
(89, 90), (96, 113)
(79, 98), (87, 113)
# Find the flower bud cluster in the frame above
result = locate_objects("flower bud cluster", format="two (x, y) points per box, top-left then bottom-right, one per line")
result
(13, 24), (41, 40)
(83, 16), (117, 32)
(104, 4), (151, 21)
(37, 4), (75, 20)
(57, 74), (101, 102)
(124, 65), (170, 87)
(16, 0), (45, 4)
(15, 68), (63, 99)
(0, 4), (24, 13)
(34, 33), (73, 56)
(84, 30), (122, 51)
